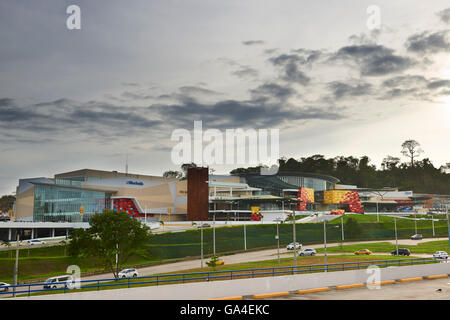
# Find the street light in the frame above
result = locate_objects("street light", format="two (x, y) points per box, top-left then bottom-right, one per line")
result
(200, 221), (204, 268)
(394, 216), (399, 255)
(291, 205), (297, 270)
(446, 206), (450, 249)
(274, 218), (282, 264)
(323, 219), (328, 271)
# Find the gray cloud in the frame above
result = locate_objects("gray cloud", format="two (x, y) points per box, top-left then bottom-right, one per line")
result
(231, 66), (259, 79)
(250, 83), (296, 102)
(269, 53), (312, 85)
(242, 40), (265, 46)
(328, 81), (373, 100)
(406, 30), (450, 54)
(437, 8), (450, 24)
(332, 44), (415, 76)
(379, 75), (450, 100)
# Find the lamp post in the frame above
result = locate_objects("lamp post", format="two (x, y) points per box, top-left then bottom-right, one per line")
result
(243, 222), (247, 251)
(274, 218), (282, 264)
(323, 219), (328, 271)
(292, 206), (297, 270)
(200, 221), (204, 268)
(446, 206), (450, 249)
(394, 217), (399, 255)
(13, 232), (19, 298)
(341, 214), (345, 242)
(213, 212), (216, 255)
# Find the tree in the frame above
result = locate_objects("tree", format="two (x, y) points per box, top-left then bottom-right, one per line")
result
(345, 217), (362, 239)
(180, 163), (198, 180)
(0, 195), (15, 213)
(68, 210), (152, 278)
(401, 140), (423, 167)
(162, 170), (183, 179)
(206, 255), (221, 270)
(381, 155), (400, 171)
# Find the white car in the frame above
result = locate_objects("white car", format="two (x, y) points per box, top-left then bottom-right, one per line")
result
(433, 251), (449, 260)
(0, 282), (10, 292)
(286, 242), (302, 250)
(298, 248), (317, 256)
(118, 268), (138, 278)
(27, 239), (46, 245)
(43, 275), (75, 289)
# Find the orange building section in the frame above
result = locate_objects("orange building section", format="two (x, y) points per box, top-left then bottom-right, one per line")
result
(297, 188), (314, 211)
(324, 190), (363, 213)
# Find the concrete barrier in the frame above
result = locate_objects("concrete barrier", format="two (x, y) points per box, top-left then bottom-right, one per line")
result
(398, 277), (423, 283)
(296, 287), (330, 294)
(335, 283), (365, 290)
(252, 292), (290, 299)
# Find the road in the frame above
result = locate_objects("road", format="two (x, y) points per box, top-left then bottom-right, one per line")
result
(78, 237), (448, 283)
(267, 277), (450, 300)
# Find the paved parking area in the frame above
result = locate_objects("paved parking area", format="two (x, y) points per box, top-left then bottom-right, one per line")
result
(269, 277), (450, 300)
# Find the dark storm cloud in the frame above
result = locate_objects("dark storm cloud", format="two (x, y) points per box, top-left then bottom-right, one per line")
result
(406, 30), (450, 54)
(152, 98), (344, 130)
(331, 44), (415, 76)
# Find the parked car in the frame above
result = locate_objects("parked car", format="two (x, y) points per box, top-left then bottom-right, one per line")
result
(27, 239), (46, 245)
(286, 242), (302, 250)
(411, 234), (423, 240)
(354, 249), (372, 255)
(298, 248), (317, 256)
(433, 251), (449, 260)
(197, 223), (211, 228)
(43, 275), (75, 289)
(0, 282), (10, 292)
(118, 268), (138, 278)
(391, 248), (411, 256)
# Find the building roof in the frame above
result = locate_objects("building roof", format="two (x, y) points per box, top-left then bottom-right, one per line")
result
(237, 171), (340, 184)
(54, 169), (171, 181)
(30, 181), (118, 194)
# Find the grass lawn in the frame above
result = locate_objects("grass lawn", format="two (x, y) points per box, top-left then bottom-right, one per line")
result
(314, 240), (450, 255)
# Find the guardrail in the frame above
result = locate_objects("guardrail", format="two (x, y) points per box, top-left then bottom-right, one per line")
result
(0, 257), (440, 298)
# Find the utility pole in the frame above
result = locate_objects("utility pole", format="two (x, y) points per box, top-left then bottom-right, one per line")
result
(324, 219), (328, 271)
(414, 212), (417, 234)
(432, 218), (435, 237)
(243, 223), (247, 251)
(13, 232), (19, 298)
(446, 207), (450, 249)
(200, 222), (203, 268)
(394, 217), (399, 255)
(341, 215), (345, 242)
(292, 208), (297, 270)
(213, 213), (216, 255)
(275, 219), (281, 264)
(115, 242), (119, 278)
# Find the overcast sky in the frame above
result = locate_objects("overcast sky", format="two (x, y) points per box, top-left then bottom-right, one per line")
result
(0, 0), (449, 195)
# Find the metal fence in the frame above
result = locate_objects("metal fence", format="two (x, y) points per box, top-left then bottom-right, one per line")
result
(0, 257), (440, 298)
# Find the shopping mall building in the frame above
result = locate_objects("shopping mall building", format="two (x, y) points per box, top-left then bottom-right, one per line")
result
(12, 168), (449, 223)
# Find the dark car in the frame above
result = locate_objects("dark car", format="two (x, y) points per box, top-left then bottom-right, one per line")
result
(411, 234), (422, 240)
(391, 248), (411, 256)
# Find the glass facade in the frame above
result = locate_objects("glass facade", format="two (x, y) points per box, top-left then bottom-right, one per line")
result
(33, 184), (112, 222)
(279, 176), (330, 191)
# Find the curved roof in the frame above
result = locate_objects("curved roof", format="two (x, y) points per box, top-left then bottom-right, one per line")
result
(237, 171), (340, 184)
